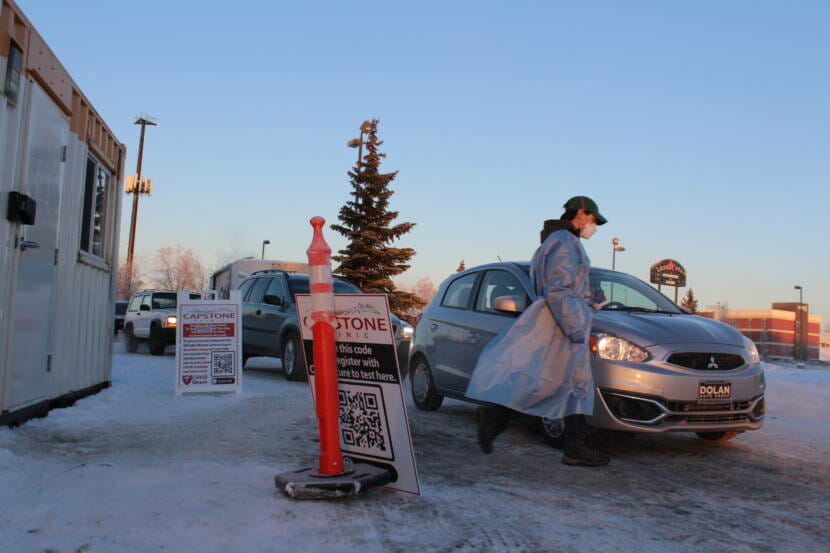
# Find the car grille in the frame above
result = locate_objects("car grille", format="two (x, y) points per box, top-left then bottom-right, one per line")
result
(665, 400), (754, 424)
(667, 352), (745, 371)
(600, 390), (765, 427)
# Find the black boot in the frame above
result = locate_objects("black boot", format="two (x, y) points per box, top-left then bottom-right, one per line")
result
(562, 440), (611, 467)
(476, 406), (510, 454)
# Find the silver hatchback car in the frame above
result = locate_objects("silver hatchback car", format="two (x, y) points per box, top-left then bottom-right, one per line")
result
(409, 262), (765, 444)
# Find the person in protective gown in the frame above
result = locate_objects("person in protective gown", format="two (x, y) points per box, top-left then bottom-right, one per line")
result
(466, 196), (610, 466)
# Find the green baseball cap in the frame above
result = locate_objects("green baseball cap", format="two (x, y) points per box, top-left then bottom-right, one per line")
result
(564, 196), (608, 225)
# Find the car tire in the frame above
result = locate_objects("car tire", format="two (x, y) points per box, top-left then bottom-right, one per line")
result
(125, 325), (139, 353)
(149, 325), (166, 356)
(282, 333), (307, 382)
(538, 417), (566, 448)
(410, 356), (443, 411)
(696, 431), (740, 442)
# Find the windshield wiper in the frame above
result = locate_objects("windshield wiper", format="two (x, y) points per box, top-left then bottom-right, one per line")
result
(603, 306), (680, 314)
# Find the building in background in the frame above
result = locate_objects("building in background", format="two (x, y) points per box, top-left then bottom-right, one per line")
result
(1, 0), (125, 425)
(820, 333), (830, 362)
(699, 306), (821, 361)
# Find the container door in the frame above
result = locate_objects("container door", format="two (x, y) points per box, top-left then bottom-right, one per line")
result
(8, 82), (67, 410)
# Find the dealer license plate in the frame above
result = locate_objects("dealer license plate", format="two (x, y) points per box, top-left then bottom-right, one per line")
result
(698, 382), (732, 402)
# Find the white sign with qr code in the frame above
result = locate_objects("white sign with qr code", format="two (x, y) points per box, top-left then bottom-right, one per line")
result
(297, 293), (420, 496)
(175, 290), (242, 395)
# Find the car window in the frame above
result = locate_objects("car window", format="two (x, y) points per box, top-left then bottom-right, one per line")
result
(141, 294), (152, 309)
(286, 275), (362, 299)
(247, 277), (270, 304)
(287, 275), (310, 297)
(265, 276), (287, 302)
(441, 273), (478, 309)
(151, 293), (177, 310)
(238, 278), (255, 300)
(475, 270), (527, 314)
(128, 296), (142, 312)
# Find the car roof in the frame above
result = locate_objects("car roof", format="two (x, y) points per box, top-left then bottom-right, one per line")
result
(464, 261), (619, 276)
(247, 273), (353, 284)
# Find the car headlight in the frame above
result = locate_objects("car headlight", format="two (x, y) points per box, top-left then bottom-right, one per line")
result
(590, 333), (649, 363)
(744, 336), (760, 365)
(164, 315), (177, 328)
(400, 324), (414, 339)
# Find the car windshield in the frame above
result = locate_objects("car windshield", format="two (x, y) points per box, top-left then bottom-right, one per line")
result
(287, 275), (362, 296)
(516, 263), (683, 314)
(590, 270), (683, 314)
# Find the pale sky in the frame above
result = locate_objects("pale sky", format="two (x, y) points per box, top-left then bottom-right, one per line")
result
(17, 0), (829, 326)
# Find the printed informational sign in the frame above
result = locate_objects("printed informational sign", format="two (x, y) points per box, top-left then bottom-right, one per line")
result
(296, 294), (420, 495)
(175, 290), (242, 395)
(650, 258), (687, 287)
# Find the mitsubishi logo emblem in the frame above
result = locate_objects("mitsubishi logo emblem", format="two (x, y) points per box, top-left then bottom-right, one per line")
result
(707, 355), (719, 369)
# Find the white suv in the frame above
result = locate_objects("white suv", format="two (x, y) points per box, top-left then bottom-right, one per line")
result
(124, 290), (198, 355)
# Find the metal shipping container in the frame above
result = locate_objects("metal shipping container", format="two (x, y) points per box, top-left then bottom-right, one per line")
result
(0, 0), (126, 425)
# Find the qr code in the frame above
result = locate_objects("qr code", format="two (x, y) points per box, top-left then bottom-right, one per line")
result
(338, 384), (394, 461)
(211, 351), (235, 377)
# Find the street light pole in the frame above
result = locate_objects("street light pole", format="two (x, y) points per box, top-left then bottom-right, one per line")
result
(261, 240), (270, 260)
(347, 120), (374, 205)
(611, 237), (625, 271)
(794, 285), (804, 361)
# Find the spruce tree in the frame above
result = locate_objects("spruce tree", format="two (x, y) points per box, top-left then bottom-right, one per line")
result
(680, 288), (699, 313)
(331, 119), (424, 318)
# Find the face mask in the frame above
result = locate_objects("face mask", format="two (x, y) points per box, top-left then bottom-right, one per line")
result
(580, 222), (597, 240)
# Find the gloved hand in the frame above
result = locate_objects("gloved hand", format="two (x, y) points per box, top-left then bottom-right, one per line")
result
(569, 333), (585, 344)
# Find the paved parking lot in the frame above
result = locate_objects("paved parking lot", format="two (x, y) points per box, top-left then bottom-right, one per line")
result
(1, 347), (828, 553)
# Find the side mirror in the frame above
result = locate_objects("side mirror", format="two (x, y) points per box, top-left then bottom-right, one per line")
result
(493, 295), (527, 315)
(263, 294), (284, 307)
(140, 304), (151, 312)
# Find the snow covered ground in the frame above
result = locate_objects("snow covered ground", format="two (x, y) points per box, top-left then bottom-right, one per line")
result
(1, 339), (829, 553)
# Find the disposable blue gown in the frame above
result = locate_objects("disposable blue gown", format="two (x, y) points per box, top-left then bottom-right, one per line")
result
(465, 229), (595, 419)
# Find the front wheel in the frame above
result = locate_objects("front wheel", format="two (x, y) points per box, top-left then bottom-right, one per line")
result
(125, 325), (139, 353)
(282, 333), (307, 382)
(696, 431), (740, 442)
(538, 417), (566, 448)
(410, 357), (443, 411)
(149, 326), (166, 356)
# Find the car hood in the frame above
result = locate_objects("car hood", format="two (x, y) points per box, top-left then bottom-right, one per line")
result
(591, 312), (746, 347)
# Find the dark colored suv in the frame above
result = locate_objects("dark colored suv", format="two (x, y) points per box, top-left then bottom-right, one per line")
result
(239, 271), (413, 381)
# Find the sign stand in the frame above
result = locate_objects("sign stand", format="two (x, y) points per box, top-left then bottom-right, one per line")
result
(275, 217), (398, 499)
(175, 290), (242, 395)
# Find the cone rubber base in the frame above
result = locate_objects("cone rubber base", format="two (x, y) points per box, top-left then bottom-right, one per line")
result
(276, 463), (393, 499)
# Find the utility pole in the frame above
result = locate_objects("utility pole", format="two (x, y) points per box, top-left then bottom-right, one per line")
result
(126, 115), (157, 266)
